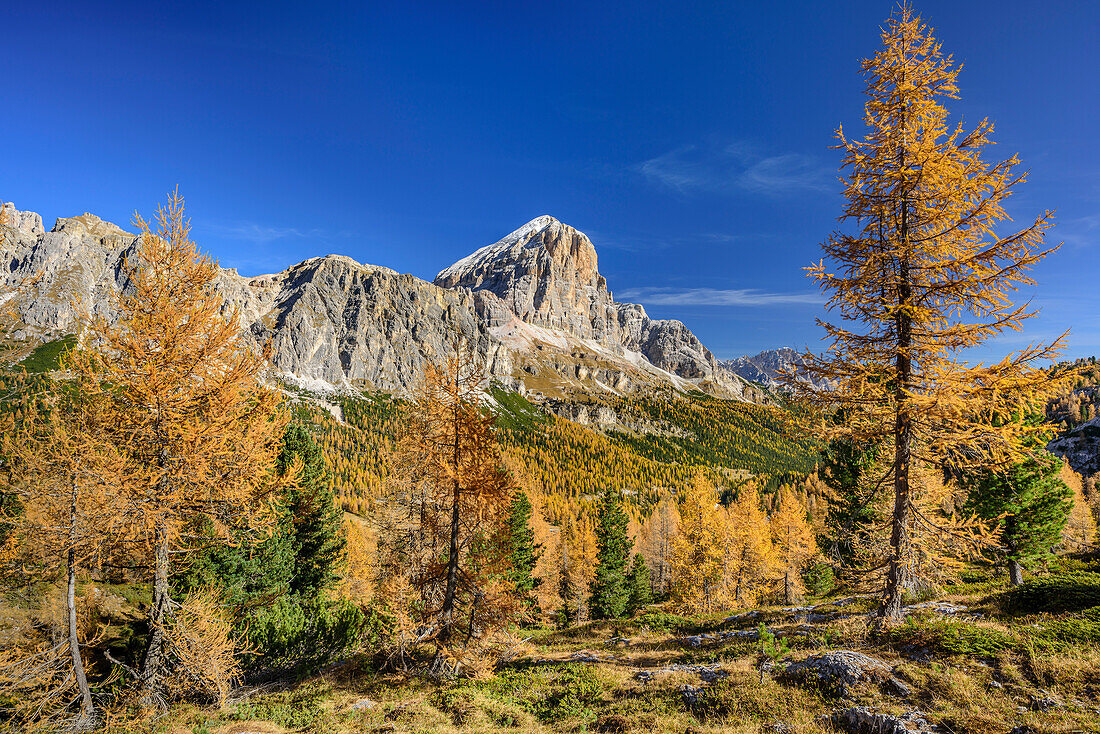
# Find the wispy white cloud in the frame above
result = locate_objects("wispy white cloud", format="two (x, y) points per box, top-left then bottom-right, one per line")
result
(635, 141), (832, 196)
(202, 222), (349, 245)
(617, 286), (824, 307)
(1058, 214), (1100, 248)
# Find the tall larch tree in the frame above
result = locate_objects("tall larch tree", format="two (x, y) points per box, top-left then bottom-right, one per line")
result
(722, 485), (777, 608)
(385, 346), (518, 677)
(769, 488), (819, 603)
(0, 370), (130, 730)
(669, 473), (726, 614)
(797, 5), (1068, 621)
(69, 191), (289, 704)
(557, 510), (597, 626)
(638, 488), (680, 598)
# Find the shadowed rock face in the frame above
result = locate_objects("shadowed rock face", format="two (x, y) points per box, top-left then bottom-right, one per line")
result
(1, 206), (757, 401)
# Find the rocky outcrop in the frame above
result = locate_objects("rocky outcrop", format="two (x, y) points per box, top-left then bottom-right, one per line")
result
(828, 707), (936, 734)
(1047, 417), (1100, 477)
(1, 205), (760, 402)
(436, 216), (753, 398)
(719, 346), (833, 390)
(780, 651), (907, 698)
(0, 201), (44, 236)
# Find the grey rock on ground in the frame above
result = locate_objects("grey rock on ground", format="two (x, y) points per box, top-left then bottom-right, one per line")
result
(828, 707), (937, 734)
(781, 650), (908, 698)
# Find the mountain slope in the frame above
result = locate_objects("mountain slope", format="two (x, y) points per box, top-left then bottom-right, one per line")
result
(720, 347), (834, 391)
(1, 206), (763, 404)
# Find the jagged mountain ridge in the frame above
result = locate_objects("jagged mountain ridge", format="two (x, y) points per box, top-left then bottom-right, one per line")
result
(1, 205), (765, 404)
(720, 347), (833, 391)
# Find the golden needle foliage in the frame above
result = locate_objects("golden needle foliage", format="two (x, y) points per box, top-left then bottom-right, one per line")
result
(769, 487), (819, 604)
(65, 190), (290, 701)
(669, 474), (728, 615)
(163, 589), (242, 708)
(0, 365), (134, 729)
(379, 346), (521, 677)
(796, 5), (1069, 620)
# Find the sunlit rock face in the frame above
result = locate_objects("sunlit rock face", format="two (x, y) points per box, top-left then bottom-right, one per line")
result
(2, 207), (758, 401)
(436, 216), (752, 399)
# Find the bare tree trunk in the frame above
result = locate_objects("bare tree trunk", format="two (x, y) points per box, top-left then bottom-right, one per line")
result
(66, 478), (95, 729)
(141, 519), (170, 705)
(882, 410), (912, 621)
(432, 382), (463, 678)
(1008, 559), (1024, 586)
(784, 569), (800, 605)
(882, 118), (913, 624)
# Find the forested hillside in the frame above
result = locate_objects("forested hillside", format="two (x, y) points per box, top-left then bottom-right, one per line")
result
(297, 383), (819, 523)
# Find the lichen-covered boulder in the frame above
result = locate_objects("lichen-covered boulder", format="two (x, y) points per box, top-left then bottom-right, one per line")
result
(828, 706), (936, 734)
(780, 650), (903, 698)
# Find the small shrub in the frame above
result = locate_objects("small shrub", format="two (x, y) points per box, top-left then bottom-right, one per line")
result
(1001, 572), (1100, 615)
(232, 682), (332, 729)
(802, 562), (835, 597)
(482, 663), (605, 725)
(758, 622), (790, 663)
(245, 594), (365, 673)
(886, 616), (1018, 656)
(1026, 606), (1100, 648)
(633, 611), (696, 633)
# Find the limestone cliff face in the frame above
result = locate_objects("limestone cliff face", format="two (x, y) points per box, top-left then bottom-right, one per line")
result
(435, 216), (750, 397)
(0, 207), (510, 392)
(1, 205), (758, 402)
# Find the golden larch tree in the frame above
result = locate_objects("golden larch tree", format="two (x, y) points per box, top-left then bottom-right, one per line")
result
(638, 487), (681, 598)
(0, 369), (131, 730)
(383, 346), (520, 677)
(669, 473), (726, 614)
(798, 5), (1068, 621)
(722, 485), (777, 608)
(769, 487), (818, 604)
(69, 191), (289, 703)
(557, 508), (597, 624)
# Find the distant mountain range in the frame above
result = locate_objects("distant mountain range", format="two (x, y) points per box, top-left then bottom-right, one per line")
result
(1, 203), (801, 406)
(718, 347), (831, 390)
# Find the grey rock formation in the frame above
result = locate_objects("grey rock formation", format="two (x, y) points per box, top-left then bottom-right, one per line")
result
(780, 650), (903, 698)
(436, 216), (755, 398)
(720, 346), (832, 390)
(827, 707), (936, 734)
(0, 210), (509, 391)
(1047, 417), (1100, 476)
(0, 202), (44, 236)
(2, 206), (761, 403)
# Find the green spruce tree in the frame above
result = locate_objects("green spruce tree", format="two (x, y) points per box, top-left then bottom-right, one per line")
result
(588, 491), (631, 619)
(504, 491), (542, 613)
(174, 422), (359, 672)
(820, 435), (882, 571)
(277, 424), (347, 596)
(626, 555), (652, 615)
(963, 454), (1072, 586)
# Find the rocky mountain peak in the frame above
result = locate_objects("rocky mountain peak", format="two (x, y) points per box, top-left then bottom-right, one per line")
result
(51, 212), (132, 239)
(435, 215), (601, 290)
(0, 203), (45, 236)
(434, 215), (611, 342)
(2, 204), (764, 403)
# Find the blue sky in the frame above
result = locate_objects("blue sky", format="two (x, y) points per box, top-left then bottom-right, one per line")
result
(2, 1), (1097, 361)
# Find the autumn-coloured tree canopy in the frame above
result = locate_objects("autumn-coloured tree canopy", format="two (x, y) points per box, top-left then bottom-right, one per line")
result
(378, 346), (522, 678)
(796, 5), (1070, 621)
